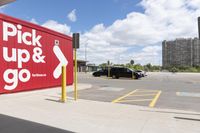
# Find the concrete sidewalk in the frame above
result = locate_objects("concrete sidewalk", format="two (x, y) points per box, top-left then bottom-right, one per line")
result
(0, 84), (199, 133)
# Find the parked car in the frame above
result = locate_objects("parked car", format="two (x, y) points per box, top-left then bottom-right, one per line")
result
(110, 67), (142, 79)
(135, 70), (147, 77)
(93, 69), (108, 77)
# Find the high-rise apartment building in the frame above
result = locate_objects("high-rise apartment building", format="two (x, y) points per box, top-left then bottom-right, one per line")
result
(162, 38), (200, 67)
(162, 17), (200, 67)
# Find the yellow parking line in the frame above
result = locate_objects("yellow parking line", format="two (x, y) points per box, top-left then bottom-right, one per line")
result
(149, 91), (162, 107)
(118, 99), (152, 103)
(112, 89), (138, 103)
(129, 94), (157, 97)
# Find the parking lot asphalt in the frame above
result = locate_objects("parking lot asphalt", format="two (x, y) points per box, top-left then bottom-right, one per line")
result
(72, 72), (200, 112)
(1, 88), (200, 133)
(0, 79), (199, 133)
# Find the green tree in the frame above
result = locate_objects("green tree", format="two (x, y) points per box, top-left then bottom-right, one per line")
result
(144, 63), (152, 71)
(99, 63), (107, 68)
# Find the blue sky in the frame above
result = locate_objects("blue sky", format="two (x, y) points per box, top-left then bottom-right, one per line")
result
(1, 0), (200, 65)
(5, 0), (142, 32)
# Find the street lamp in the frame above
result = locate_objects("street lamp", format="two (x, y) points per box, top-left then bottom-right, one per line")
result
(85, 42), (87, 73)
(82, 39), (88, 73)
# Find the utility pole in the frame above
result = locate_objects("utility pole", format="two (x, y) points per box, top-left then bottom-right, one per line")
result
(73, 33), (79, 101)
(85, 42), (87, 73)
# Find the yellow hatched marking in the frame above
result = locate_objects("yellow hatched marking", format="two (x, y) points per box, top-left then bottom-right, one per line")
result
(112, 89), (138, 103)
(118, 99), (152, 103)
(149, 91), (162, 107)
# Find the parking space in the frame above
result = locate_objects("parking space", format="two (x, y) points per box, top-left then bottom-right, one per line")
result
(76, 72), (200, 112)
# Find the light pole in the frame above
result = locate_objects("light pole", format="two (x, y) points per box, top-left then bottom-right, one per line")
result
(83, 39), (88, 73)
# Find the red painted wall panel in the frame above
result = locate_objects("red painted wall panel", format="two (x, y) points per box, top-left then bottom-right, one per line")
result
(0, 13), (73, 94)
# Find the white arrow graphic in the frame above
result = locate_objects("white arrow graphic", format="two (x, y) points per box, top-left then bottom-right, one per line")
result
(53, 45), (68, 79)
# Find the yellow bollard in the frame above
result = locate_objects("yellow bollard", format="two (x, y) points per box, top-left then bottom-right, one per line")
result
(74, 48), (78, 100)
(61, 65), (66, 102)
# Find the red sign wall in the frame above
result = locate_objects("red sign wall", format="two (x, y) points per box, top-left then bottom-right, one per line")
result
(0, 14), (73, 94)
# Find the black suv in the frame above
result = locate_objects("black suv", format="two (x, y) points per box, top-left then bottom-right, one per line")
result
(93, 69), (108, 77)
(110, 67), (141, 79)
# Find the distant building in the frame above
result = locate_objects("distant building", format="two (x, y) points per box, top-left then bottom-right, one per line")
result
(87, 64), (99, 72)
(74, 60), (87, 72)
(162, 17), (200, 68)
(162, 38), (200, 67)
(74, 60), (99, 72)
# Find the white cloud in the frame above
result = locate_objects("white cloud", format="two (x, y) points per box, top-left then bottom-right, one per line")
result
(67, 9), (77, 22)
(29, 18), (71, 35)
(42, 20), (71, 35)
(125, 45), (162, 65)
(78, 0), (200, 65)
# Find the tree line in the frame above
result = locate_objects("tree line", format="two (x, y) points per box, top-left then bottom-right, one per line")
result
(98, 61), (200, 72)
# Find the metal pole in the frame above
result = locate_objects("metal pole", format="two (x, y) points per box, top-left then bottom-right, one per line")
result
(107, 60), (110, 78)
(108, 66), (110, 77)
(85, 43), (87, 73)
(74, 48), (78, 100)
(61, 65), (66, 102)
